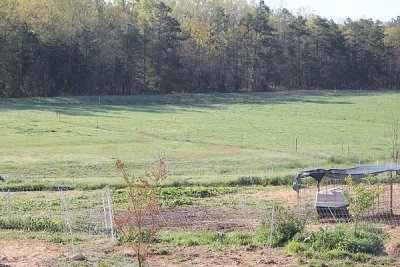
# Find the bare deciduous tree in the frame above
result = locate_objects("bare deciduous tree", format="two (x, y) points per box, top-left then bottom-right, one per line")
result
(115, 157), (167, 267)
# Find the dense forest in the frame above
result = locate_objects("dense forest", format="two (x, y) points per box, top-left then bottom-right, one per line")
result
(0, 0), (400, 97)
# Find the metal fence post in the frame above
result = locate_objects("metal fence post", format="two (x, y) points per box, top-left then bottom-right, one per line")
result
(269, 201), (276, 248)
(107, 187), (115, 240)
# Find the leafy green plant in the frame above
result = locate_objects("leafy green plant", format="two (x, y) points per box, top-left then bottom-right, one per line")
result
(344, 175), (383, 224)
(257, 206), (305, 247)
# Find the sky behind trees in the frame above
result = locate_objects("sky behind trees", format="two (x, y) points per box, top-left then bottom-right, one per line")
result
(274, 0), (399, 22)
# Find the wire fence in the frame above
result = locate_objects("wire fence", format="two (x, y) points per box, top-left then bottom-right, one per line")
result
(0, 186), (283, 242)
(0, 187), (117, 238)
(296, 172), (400, 224)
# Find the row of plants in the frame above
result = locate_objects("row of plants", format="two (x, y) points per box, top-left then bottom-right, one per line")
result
(116, 205), (388, 265)
(117, 206), (305, 247)
(0, 175), (294, 192)
(112, 186), (236, 207)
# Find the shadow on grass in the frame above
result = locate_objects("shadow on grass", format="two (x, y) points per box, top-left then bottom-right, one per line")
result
(0, 90), (396, 116)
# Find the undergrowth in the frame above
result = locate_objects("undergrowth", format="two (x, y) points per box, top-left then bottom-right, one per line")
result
(287, 224), (388, 263)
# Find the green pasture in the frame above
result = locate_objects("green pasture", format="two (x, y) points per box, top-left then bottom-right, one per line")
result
(0, 91), (399, 189)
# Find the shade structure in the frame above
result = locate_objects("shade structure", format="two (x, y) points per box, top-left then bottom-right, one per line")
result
(293, 165), (400, 192)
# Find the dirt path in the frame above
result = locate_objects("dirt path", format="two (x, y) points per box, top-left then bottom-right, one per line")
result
(0, 240), (65, 267)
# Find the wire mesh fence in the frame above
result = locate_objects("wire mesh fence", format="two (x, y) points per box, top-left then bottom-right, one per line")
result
(0, 186), (282, 242)
(0, 187), (117, 238)
(296, 172), (400, 224)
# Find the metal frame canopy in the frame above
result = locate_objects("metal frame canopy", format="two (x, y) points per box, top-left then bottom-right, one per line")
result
(293, 165), (400, 192)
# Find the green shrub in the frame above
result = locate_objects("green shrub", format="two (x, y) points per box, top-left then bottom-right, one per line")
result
(257, 206), (305, 247)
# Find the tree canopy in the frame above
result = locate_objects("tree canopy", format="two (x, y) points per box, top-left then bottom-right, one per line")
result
(0, 0), (399, 97)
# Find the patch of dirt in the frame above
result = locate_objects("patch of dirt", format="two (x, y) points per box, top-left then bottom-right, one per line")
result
(0, 240), (65, 267)
(386, 240), (400, 257)
(160, 186), (298, 233)
(161, 207), (262, 232)
(117, 244), (296, 267)
(241, 186), (298, 206)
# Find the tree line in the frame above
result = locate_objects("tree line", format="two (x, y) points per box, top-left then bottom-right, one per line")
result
(0, 0), (400, 97)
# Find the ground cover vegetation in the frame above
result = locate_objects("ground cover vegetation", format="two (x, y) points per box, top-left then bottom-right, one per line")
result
(1, 0), (400, 97)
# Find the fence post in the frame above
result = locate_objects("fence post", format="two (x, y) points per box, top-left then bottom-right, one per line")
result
(237, 186), (244, 207)
(269, 201), (276, 248)
(7, 190), (11, 220)
(102, 190), (108, 228)
(60, 189), (72, 235)
(107, 187), (115, 240)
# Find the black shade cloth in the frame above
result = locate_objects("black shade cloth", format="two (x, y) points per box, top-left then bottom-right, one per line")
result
(293, 165), (400, 192)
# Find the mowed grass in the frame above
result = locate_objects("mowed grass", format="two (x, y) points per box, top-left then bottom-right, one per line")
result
(0, 91), (399, 189)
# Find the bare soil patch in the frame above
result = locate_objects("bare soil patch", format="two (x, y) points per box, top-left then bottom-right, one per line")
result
(117, 244), (296, 267)
(0, 240), (65, 267)
(162, 207), (262, 232)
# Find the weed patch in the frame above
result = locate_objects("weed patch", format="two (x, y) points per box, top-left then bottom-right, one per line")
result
(288, 224), (387, 264)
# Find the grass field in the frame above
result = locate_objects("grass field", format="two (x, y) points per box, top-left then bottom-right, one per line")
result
(0, 90), (399, 189)
(1, 90), (400, 267)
